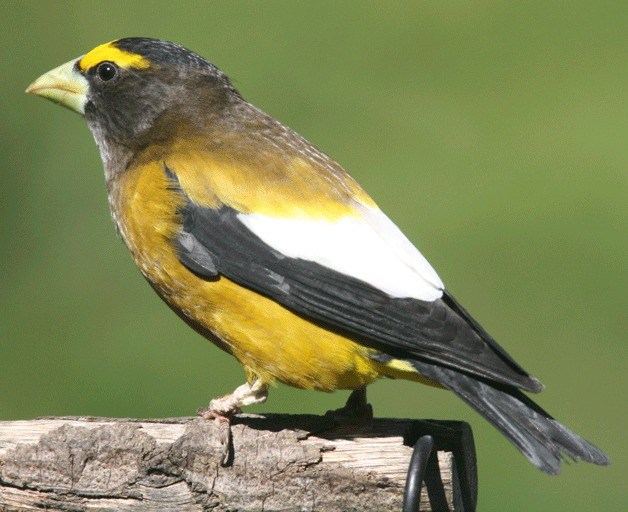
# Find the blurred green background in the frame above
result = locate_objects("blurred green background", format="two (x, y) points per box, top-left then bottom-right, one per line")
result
(0, 1), (624, 510)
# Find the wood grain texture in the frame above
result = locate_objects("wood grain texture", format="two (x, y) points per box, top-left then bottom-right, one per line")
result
(0, 415), (475, 511)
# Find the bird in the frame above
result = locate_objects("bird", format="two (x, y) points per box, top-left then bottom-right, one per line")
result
(27, 37), (609, 474)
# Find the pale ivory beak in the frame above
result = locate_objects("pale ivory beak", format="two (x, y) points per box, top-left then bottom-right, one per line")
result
(26, 58), (88, 115)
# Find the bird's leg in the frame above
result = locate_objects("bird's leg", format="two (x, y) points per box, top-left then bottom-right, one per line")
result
(325, 386), (373, 422)
(197, 379), (268, 465)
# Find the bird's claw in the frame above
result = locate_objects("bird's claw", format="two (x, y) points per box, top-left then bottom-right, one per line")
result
(197, 404), (238, 465)
(197, 382), (267, 465)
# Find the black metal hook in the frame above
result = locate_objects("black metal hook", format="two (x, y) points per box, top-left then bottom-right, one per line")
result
(403, 434), (434, 512)
(403, 433), (453, 512)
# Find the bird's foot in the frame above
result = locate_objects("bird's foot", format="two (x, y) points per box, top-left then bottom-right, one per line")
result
(197, 380), (268, 465)
(197, 403), (238, 465)
(325, 387), (373, 424)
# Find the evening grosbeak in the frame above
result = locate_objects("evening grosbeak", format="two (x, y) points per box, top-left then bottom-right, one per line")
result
(27, 38), (609, 473)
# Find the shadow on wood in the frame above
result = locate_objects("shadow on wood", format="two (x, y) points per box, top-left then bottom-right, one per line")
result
(0, 415), (477, 511)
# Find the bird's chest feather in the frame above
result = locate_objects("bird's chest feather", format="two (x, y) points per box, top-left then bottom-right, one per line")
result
(109, 162), (187, 294)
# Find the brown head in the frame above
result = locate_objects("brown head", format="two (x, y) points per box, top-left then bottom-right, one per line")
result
(27, 38), (243, 180)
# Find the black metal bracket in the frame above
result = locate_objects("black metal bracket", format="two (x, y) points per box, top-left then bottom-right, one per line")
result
(402, 421), (477, 512)
(403, 435), (434, 511)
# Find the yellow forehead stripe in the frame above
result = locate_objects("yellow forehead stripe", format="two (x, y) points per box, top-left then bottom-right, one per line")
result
(79, 41), (150, 71)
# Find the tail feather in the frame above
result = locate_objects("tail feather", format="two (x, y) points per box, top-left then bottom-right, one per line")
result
(410, 360), (610, 474)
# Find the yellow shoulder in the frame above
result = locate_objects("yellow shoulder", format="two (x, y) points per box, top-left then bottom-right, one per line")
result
(136, 135), (377, 220)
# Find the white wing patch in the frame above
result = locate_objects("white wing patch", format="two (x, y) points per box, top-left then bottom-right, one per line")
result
(356, 204), (445, 291)
(237, 207), (444, 302)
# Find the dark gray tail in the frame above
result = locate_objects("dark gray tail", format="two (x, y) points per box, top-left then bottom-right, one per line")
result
(410, 360), (610, 474)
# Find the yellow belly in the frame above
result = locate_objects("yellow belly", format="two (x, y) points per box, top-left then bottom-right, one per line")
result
(111, 161), (432, 391)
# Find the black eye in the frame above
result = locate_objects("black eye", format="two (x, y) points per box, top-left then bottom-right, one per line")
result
(97, 62), (118, 82)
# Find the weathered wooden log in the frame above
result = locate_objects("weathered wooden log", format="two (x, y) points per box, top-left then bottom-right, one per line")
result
(0, 415), (476, 511)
